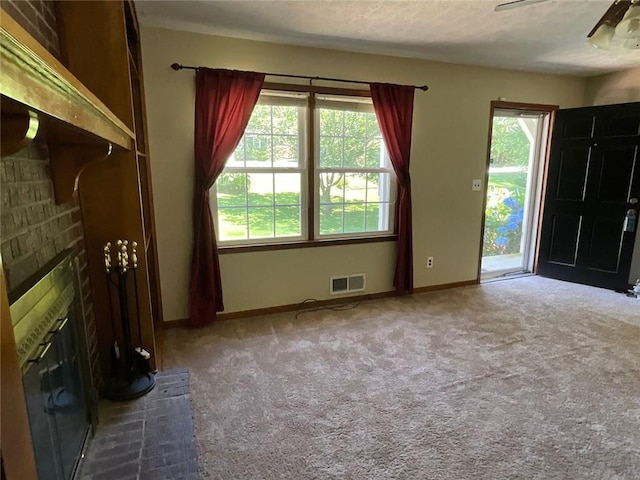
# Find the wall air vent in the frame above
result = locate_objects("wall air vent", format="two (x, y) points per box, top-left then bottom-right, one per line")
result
(330, 274), (366, 295)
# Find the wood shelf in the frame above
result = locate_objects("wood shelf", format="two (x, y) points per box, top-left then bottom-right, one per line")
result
(0, 12), (134, 151)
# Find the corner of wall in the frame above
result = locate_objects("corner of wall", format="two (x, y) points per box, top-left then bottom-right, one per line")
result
(583, 66), (640, 106)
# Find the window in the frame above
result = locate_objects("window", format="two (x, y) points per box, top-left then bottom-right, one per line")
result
(213, 89), (395, 246)
(215, 91), (307, 244)
(316, 95), (395, 238)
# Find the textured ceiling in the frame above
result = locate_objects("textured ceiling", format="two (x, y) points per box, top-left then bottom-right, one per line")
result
(137, 0), (640, 76)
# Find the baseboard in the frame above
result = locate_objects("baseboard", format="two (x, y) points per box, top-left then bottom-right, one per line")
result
(413, 279), (479, 294)
(165, 318), (190, 329)
(165, 291), (398, 328)
(164, 279), (479, 328)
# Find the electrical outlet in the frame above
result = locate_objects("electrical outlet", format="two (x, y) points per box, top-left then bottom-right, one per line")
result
(472, 179), (482, 191)
(427, 256), (434, 268)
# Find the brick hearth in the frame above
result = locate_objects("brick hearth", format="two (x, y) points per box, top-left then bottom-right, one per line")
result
(78, 368), (198, 480)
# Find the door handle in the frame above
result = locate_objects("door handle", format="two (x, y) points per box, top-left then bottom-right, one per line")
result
(630, 198), (638, 205)
(49, 316), (68, 334)
(624, 209), (637, 233)
(28, 341), (52, 364)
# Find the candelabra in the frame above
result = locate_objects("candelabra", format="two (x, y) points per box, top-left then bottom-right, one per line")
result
(103, 240), (155, 401)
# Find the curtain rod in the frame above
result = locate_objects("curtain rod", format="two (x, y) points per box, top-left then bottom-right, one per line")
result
(170, 63), (429, 91)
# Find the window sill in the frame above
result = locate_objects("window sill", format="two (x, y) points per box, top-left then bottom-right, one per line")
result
(218, 235), (398, 254)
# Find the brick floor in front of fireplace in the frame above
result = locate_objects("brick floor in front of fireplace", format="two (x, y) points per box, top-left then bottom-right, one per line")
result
(77, 368), (199, 480)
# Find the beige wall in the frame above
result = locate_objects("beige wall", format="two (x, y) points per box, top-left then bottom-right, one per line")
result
(141, 26), (586, 320)
(584, 67), (640, 284)
(584, 66), (640, 106)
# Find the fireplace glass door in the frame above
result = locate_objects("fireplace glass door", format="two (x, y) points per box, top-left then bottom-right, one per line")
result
(11, 251), (91, 480)
(54, 311), (89, 479)
(23, 350), (64, 480)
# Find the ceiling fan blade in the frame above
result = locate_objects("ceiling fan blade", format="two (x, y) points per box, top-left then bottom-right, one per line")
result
(494, 0), (548, 12)
(587, 0), (632, 37)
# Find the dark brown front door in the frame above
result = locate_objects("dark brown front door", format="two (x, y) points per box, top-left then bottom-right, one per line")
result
(537, 102), (640, 290)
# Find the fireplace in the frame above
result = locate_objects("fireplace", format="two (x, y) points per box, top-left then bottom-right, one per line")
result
(9, 249), (95, 480)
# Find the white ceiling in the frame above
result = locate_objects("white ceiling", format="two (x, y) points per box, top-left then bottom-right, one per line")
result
(137, 0), (640, 77)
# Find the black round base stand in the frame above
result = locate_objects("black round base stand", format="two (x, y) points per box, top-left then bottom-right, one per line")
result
(104, 372), (156, 401)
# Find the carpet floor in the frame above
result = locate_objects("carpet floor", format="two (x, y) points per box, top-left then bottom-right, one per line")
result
(164, 276), (640, 479)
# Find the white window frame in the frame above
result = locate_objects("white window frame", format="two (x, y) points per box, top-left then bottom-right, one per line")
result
(212, 88), (398, 247)
(314, 95), (397, 240)
(211, 91), (308, 246)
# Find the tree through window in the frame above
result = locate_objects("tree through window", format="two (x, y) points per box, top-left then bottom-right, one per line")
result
(316, 95), (394, 236)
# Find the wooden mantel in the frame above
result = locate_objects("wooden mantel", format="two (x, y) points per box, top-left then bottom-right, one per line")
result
(0, 9), (134, 202)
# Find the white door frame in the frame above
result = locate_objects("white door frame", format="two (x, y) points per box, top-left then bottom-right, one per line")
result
(477, 101), (558, 282)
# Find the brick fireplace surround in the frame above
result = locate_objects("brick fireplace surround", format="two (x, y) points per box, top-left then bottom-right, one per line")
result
(0, 0), (102, 391)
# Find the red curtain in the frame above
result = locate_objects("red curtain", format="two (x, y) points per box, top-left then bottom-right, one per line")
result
(370, 83), (416, 294)
(190, 68), (265, 327)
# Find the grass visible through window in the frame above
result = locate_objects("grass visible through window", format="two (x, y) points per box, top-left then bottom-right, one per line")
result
(218, 192), (385, 240)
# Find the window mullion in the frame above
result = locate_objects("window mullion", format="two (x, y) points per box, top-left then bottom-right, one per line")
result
(240, 126), (250, 240)
(307, 93), (316, 241)
(271, 107), (276, 238)
(341, 111), (346, 233)
(224, 168), (303, 173)
(364, 174), (369, 232)
(272, 186), (276, 237)
(316, 168), (394, 174)
(244, 172), (250, 240)
(364, 117), (370, 232)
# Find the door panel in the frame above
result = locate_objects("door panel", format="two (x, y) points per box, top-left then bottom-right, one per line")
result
(548, 214), (581, 266)
(604, 113), (640, 137)
(538, 102), (640, 290)
(560, 114), (595, 139)
(556, 147), (590, 200)
(585, 217), (624, 272)
(597, 146), (636, 202)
